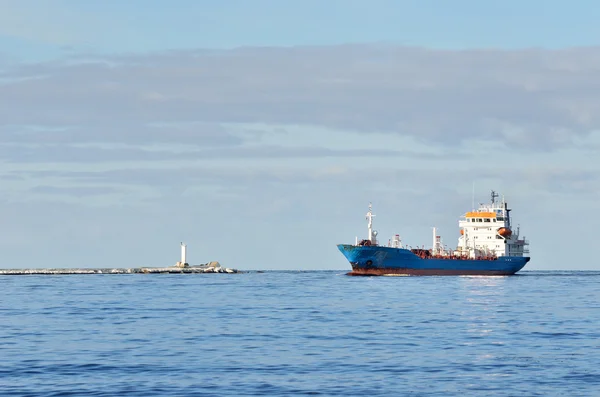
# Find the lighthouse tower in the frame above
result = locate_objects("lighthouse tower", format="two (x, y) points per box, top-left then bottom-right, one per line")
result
(176, 242), (189, 268)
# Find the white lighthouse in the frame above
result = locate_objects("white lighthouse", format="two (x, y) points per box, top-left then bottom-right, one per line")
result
(177, 242), (189, 268)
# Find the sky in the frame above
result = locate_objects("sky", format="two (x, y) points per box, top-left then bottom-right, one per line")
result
(0, 0), (599, 270)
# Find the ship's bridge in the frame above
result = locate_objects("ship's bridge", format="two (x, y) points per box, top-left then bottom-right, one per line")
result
(461, 210), (507, 224)
(461, 199), (509, 224)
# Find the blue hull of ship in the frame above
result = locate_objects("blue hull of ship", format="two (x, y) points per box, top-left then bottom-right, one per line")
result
(337, 244), (530, 276)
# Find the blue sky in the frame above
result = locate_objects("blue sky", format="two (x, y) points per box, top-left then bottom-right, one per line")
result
(1, 0), (599, 270)
(3, 0), (600, 60)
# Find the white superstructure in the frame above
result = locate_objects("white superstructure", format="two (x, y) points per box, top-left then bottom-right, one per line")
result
(456, 191), (529, 259)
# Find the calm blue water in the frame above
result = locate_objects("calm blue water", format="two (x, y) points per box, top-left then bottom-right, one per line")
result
(1, 270), (599, 396)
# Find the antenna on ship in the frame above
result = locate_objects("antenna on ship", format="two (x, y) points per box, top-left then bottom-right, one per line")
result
(472, 182), (475, 211)
(491, 190), (498, 205)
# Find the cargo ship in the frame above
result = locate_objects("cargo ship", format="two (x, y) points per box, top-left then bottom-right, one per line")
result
(337, 191), (530, 276)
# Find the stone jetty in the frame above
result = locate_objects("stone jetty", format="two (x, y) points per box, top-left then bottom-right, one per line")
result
(0, 262), (240, 276)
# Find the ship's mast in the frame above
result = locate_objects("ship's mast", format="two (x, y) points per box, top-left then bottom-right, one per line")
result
(432, 227), (444, 255)
(491, 190), (499, 205)
(366, 202), (373, 242)
(366, 202), (376, 244)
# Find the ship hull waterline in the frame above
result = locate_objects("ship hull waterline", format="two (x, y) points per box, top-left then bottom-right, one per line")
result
(347, 267), (522, 276)
(338, 244), (531, 277)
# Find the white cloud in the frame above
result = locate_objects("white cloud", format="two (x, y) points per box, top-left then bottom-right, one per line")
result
(2, 45), (600, 151)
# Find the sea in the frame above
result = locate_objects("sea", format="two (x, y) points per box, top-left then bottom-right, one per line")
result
(1, 270), (599, 396)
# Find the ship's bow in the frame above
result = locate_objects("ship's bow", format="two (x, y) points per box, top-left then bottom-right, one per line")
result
(337, 244), (359, 265)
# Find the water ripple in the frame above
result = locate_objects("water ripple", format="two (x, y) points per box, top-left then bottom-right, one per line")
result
(1, 270), (599, 396)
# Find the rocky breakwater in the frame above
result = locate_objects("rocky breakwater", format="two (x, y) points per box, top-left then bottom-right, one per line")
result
(140, 261), (239, 274)
(0, 262), (240, 275)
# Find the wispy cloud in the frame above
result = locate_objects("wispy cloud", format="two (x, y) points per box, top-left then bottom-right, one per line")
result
(0, 123), (240, 145)
(29, 185), (121, 197)
(2, 45), (600, 151)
